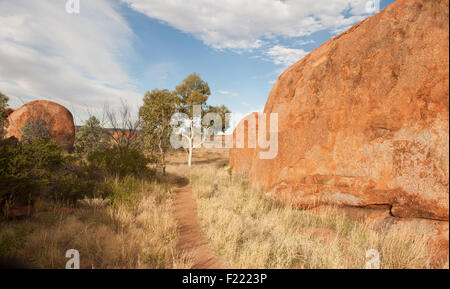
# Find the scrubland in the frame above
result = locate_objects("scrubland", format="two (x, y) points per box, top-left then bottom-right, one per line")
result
(1, 148), (443, 269)
(171, 149), (438, 269)
(0, 175), (192, 269)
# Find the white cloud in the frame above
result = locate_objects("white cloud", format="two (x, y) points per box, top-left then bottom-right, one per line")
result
(0, 0), (140, 124)
(218, 90), (239, 97)
(122, 0), (373, 69)
(122, 0), (370, 50)
(294, 39), (316, 46)
(265, 45), (309, 67)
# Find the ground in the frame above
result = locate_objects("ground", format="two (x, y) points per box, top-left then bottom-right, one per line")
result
(0, 148), (447, 269)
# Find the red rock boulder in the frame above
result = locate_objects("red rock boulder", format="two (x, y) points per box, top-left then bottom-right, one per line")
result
(229, 112), (259, 173)
(233, 0), (449, 221)
(6, 100), (75, 151)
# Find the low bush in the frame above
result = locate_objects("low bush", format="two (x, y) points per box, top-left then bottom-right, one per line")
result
(20, 118), (51, 145)
(0, 138), (114, 214)
(0, 139), (64, 211)
(107, 176), (144, 207)
(88, 146), (152, 178)
(74, 116), (109, 155)
(47, 173), (108, 204)
(0, 225), (36, 258)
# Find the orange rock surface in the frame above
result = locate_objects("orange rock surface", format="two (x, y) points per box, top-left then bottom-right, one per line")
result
(6, 100), (75, 151)
(229, 112), (259, 173)
(231, 0), (449, 221)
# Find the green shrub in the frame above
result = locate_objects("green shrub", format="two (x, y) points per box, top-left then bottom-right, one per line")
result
(0, 225), (35, 258)
(0, 92), (8, 139)
(74, 116), (109, 155)
(20, 118), (51, 144)
(87, 146), (151, 178)
(47, 174), (103, 204)
(0, 139), (64, 209)
(43, 155), (112, 204)
(107, 176), (142, 206)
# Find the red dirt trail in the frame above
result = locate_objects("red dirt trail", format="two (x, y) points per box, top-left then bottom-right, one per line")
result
(172, 178), (223, 269)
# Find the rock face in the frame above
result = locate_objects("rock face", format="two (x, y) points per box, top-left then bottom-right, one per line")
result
(231, 0), (449, 221)
(229, 112), (259, 173)
(6, 100), (75, 151)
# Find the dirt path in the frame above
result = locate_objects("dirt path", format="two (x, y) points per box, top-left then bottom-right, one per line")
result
(172, 178), (223, 269)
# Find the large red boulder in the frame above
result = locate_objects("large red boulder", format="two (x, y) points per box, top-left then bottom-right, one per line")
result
(232, 0), (449, 221)
(6, 100), (75, 151)
(229, 112), (259, 173)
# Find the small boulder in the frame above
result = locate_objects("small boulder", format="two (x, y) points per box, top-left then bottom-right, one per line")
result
(7, 100), (75, 151)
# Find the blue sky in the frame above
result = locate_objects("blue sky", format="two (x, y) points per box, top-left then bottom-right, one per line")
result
(0, 0), (396, 125)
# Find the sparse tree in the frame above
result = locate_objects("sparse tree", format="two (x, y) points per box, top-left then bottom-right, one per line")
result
(20, 118), (51, 144)
(74, 116), (109, 155)
(0, 92), (9, 139)
(175, 73), (210, 167)
(139, 89), (177, 175)
(174, 73), (230, 166)
(105, 100), (142, 151)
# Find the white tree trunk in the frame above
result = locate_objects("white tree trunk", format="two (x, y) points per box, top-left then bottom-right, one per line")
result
(188, 143), (193, 167)
(187, 120), (194, 167)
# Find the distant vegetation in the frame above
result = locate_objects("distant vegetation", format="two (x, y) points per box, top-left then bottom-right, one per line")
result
(0, 91), (8, 139)
(0, 90), (189, 268)
(140, 88), (177, 175)
(140, 73), (230, 169)
(74, 116), (109, 155)
(20, 118), (51, 145)
(0, 73), (230, 268)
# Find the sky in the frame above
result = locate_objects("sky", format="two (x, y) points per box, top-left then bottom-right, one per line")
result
(0, 0), (397, 125)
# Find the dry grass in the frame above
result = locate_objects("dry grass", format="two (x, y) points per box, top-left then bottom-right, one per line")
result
(1, 148), (442, 269)
(169, 149), (435, 269)
(0, 177), (193, 269)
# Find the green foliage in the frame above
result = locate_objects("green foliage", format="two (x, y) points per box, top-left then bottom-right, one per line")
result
(0, 138), (110, 209)
(173, 73), (230, 133)
(0, 136), (135, 211)
(87, 146), (151, 178)
(74, 116), (109, 155)
(0, 225), (36, 258)
(0, 91), (9, 139)
(47, 171), (108, 204)
(0, 139), (65, 208)
(0, 112), (156, 215)
(140, 89), (177, 174)
(107, 176), (142, 206)
(20, 118), (51, 144)
(175, 73), (211, 117)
